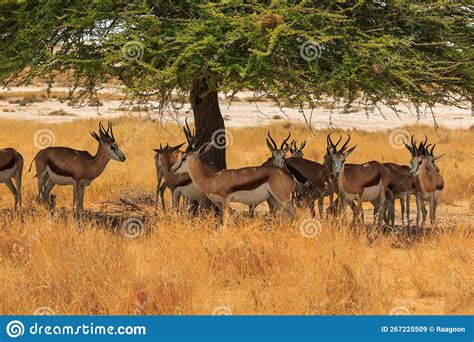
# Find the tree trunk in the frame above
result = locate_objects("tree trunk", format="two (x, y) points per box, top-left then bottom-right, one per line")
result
(190, 78), (226, 170)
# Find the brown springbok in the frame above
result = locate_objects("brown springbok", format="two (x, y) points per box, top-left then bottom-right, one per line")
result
(155, 148), (183, 210)
(261, 132), (291, 167)
(153, 119), (193, 210)
(283, 156), (333, 218)
(0, 148), (23, 209)
(29, 121), (126, 216)
(382, 163), (413, 228)
(288, 140), (306, 158)
(406, 137), (444, 230)
(171, 142), (296, 223)
(155, 142), (220, 212)
(328, 134), (391, 226)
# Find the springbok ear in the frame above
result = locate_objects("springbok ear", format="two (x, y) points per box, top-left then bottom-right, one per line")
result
(300, 140), (306, 150)
(196, 142), (213, 156)
(170, 142), (185, 153)
(343, 145), (356, 158)
(90, 131), (101, 143)
(153, 148), (161, 153)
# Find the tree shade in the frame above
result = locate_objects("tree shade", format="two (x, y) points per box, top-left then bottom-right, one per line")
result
(1, 0), (472, 167)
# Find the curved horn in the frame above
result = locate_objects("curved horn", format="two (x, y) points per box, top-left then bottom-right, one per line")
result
(334, 134), (342, 148)
(183, 118), (193, 143)
(98, 121), (108, 139)
(430, 143), (436, 156)
(327, 133), (336, 149)
(108, 121), (115, 140)
(281, 132), (291, 149)
(267, 131), (277, 149)
(339, 133), (351, 152)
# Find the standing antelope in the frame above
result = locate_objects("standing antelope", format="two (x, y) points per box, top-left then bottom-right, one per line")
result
(327, 134), (391, 226)
(155, 142), (220, 212)
(406, 137), (444, 230)
(154, 147), (183, 210)
(261, 132), (291, 167)
(153, 119), (193, 210)
(382, 162), (413, 228)
(288, 140), (306, 158)
(29, 121), (126, 216)
(0, 148), (23, 209)
(171, 142), (296, 224)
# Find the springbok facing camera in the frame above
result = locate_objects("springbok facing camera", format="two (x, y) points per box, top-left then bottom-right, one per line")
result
(0, 148), (23, 209)
(262, 132), (291, 167)
(171, 142), (296, 224)
(289, 140), (306, 158)
(29, 121), (126, 217)
(405, 136), (444, 230)
(328, 134), (391, 226)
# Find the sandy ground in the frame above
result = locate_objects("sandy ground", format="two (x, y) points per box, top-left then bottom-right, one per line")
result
(0, 86), (472, 130)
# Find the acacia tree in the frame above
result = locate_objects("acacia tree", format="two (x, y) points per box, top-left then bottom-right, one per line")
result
(0, 1), (472, 168)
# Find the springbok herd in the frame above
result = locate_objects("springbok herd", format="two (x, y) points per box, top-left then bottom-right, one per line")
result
(0, 121), (444, 231)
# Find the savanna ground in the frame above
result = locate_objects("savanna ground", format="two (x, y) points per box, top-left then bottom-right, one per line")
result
(0, 118), (472, 315)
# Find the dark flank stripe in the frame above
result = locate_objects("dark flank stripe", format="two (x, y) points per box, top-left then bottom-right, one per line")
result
(0, 157), (15, 172)
(285, 163), (308, 183)
(177, 178), (193, 187)
(363, 173), (381, 188)
(229, 175), (271, 192)
(49, 159), (74, 177)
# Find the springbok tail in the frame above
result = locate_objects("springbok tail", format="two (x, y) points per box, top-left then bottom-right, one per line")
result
(28, 155), (37, 176)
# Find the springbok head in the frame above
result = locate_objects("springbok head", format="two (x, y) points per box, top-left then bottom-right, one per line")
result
(153, 142), (185, 167)
(288, 140), (306, 158)
(90, 121), (126, 162)
(327, 133), (356, 177)
(171, 141), (213, 174)
(406, 135), (443, 176)
(266, 131), (291, 167)
(324, 133), (343, 168)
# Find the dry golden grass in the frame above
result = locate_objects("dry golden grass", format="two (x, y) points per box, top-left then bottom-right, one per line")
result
(0, 118), (472, 315)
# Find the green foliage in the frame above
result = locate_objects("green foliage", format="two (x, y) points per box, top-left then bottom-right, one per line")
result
(0, 0), (472, 114)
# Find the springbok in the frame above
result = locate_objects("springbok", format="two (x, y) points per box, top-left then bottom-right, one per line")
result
(29, 121), (126, 216)
(171, 142), (296, 224)
(406, 137), (444, 230)
(382, 162), (413, 228)
(288, 140), (306, 158)
(155, 147), (183, 210)
(153, 119), (192, 210)
(0, 148), (23, 209)
(155, 142), (220, 212)
(327, 134), (391, 226)
(261, 132), (291, 167)
(283, 156), (333, 218)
